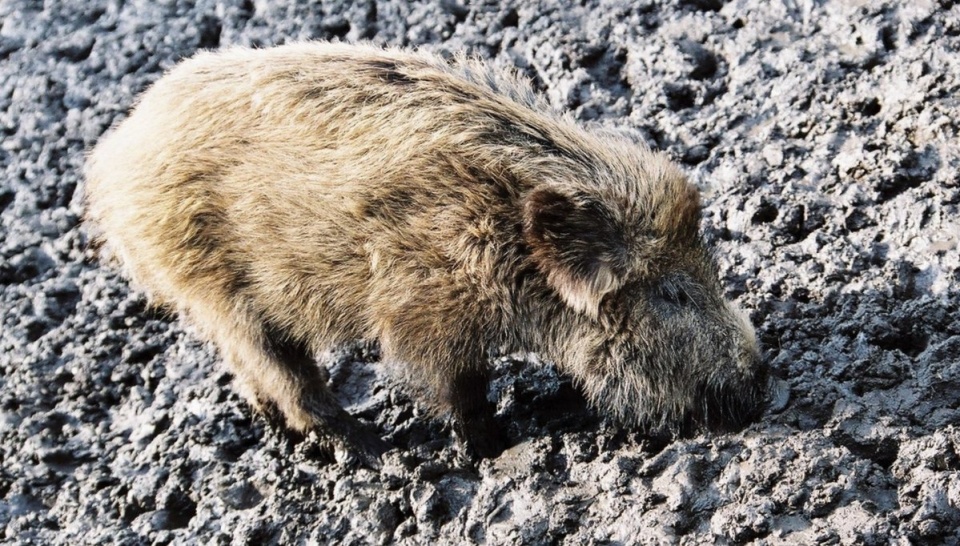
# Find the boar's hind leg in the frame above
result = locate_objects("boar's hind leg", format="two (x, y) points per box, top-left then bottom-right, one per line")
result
(194, 305), (390, 467)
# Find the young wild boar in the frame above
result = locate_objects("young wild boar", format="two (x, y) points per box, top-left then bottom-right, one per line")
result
(84, 42), (767, 466)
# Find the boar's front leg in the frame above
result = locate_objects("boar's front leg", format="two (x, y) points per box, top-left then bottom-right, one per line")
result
(187, 302), (391, 468)
(448, 367), (507, 459)
(381, 309), (507, 459)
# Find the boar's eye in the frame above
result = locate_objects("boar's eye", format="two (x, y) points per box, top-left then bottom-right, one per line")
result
(654, 279), (693, 307)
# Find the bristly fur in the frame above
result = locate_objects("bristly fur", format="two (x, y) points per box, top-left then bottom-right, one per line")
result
(83, 42), (767, 463)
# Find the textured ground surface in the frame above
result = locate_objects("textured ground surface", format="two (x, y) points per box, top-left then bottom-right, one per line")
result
(2, 0), (959, 544)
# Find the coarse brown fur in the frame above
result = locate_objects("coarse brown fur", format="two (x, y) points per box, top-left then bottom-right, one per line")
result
(84, 42), (767, 465)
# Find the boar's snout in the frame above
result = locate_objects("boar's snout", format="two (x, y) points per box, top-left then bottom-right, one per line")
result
(680, 304), (768, 434)
(575, 292), (770, 437)
(682, 355), (769, 435)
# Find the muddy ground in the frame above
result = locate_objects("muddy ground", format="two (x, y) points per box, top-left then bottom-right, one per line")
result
(1, 0), (959, 544)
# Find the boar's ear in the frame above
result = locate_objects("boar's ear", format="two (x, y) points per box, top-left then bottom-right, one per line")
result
(523, 186), (628, 318)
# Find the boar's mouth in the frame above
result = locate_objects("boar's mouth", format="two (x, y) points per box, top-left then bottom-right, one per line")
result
(677, 369), (770, 436)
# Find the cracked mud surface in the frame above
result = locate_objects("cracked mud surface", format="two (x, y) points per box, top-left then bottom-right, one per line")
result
(1, 1), (959, 544)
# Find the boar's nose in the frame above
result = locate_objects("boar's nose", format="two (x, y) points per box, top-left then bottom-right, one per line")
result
(684, 366), (769, 435)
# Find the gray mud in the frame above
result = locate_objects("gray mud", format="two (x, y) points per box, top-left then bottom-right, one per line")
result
(2, 1), (959, 544)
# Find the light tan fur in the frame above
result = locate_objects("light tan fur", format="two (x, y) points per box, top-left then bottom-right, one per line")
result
(84, 42), (766, 464)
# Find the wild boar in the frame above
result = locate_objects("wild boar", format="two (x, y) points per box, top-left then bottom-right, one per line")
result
(84, 42), (767, 466)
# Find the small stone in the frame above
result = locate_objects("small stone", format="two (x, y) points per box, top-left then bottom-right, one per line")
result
(219, 481), (264, 510)
(763, 145), (784, 167)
